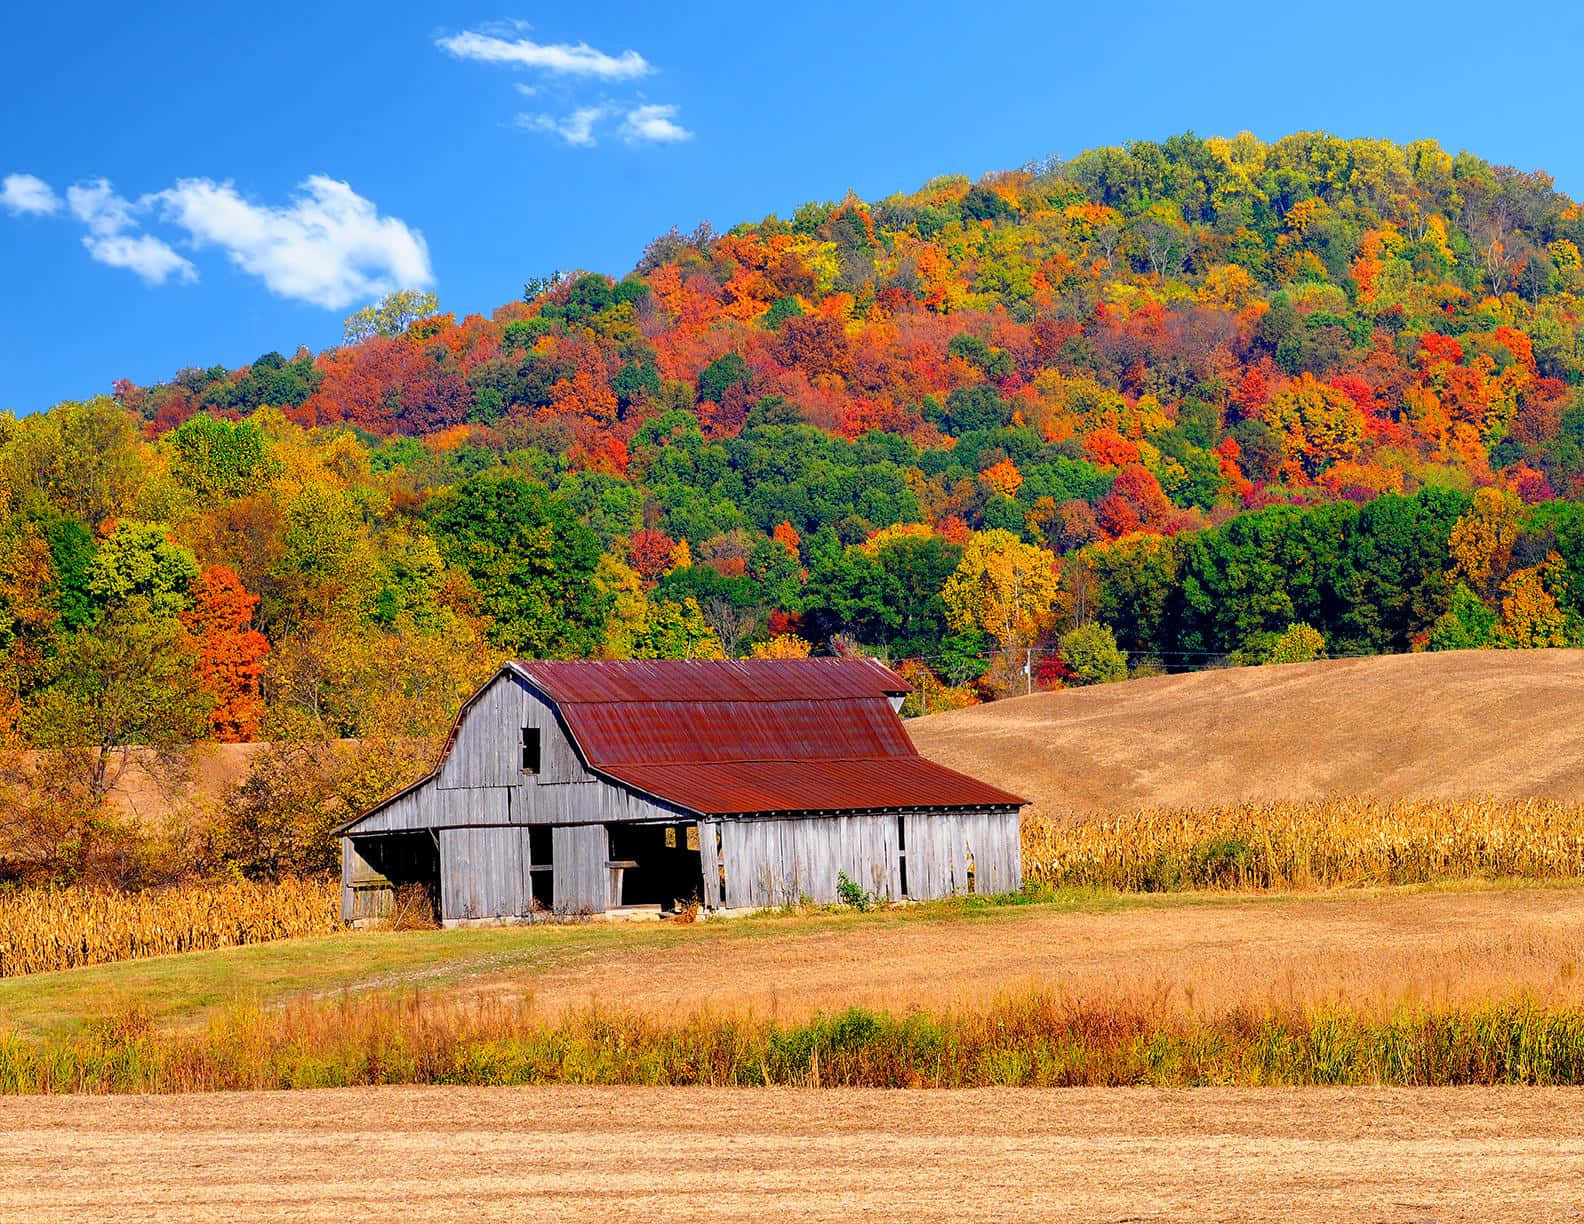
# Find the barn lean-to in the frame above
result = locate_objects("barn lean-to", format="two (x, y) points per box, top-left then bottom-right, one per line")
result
(337, 658), (1025, 923)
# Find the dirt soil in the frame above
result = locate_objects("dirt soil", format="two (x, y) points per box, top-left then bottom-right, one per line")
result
(503, 886), (1584, 1019)
(909, 648), (1584, 818)
(5, 1085), (1583, 1222)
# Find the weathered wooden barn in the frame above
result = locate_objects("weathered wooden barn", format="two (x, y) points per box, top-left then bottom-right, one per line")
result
(337, 658), (1024, 924)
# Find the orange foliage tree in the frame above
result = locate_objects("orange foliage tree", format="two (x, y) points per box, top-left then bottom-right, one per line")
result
(180, 566), (270, 742)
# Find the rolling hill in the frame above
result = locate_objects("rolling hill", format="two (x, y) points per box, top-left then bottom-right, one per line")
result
(907, 648), (1584, 818)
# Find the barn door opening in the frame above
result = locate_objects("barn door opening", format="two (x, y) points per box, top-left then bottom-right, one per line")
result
(605, 822), (702, 912)
(896, 816), (909, 898)
(352, 832), (440, 925)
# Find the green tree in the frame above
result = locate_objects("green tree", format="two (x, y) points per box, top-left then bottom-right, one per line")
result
(87, 520), (199, 616)
(1426, 583), (1498, 651)
(21, 599), (212, 806)
(427, 473), (610, 657)
(341, 289), (441, 343)
(1060, 622), (1128, 685)
(168, 413), (278, 501)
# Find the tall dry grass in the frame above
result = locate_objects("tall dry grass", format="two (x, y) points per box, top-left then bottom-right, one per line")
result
(6, 989), (1584, 1093)
(0, 878), (340, 977)
(1022, 797), (1584, 891)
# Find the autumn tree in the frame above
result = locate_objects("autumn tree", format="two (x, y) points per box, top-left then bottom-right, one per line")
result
(1447, 487), (1523, 601)
(1263, 374), (1364, 476)
(941, 529), (1062, 660)
(181, 566), (270, 741)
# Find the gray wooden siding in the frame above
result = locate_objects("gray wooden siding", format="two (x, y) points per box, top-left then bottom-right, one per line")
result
(436, 671), (592, 789)
(719, 810), (1020, 909)
(902, 810), (1021, 898)
(345, 671), (688, 837)
(441, 826), (523, 920)
(552, 824), (609, 914)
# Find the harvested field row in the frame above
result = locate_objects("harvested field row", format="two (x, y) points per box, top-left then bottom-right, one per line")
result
(5, 1086), (1584, 1222)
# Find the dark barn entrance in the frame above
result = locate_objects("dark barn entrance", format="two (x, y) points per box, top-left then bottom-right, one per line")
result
(606, 822), (702, 911)
(353, 832), (440, 924)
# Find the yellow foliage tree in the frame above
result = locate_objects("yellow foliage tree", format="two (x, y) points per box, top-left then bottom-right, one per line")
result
(751, 633), (812, 659)
(1495, 557), (1579, 648)
(1263, 374), (1364, 477)
(980, 458), (1023, 498)
(1447, 486), (1522, 600)
(941, 529), (1061, 654)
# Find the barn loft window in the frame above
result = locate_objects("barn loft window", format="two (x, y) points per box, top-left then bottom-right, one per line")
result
(521, 727), (541, 774)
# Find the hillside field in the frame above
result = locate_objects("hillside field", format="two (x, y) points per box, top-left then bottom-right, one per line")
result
(910, 648), (1584, 818)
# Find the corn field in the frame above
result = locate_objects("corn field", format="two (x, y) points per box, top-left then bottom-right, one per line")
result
(0, 878), (341, 978)
(1022, 797), (1584, 891)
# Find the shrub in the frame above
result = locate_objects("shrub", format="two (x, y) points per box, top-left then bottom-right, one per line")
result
(1059, 622), (1128, 686)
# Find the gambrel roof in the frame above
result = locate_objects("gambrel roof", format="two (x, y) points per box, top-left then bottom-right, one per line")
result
(348, 658), (1024, 830)
(509, 658), (1024, 815)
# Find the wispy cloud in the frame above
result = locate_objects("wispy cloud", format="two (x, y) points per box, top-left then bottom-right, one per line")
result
(66, 178), (196, 285)
(517, 106), (613, 148)
(621, 104), (691, 145)
(1, 172), (61, 216)
(439, 23), (693, 150)
(154, 176), (433, 309)
(437, 28), (650, 79)
(514, 102), (693, 149)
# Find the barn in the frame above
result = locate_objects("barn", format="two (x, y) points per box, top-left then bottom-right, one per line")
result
(337, 657), (1025, 924)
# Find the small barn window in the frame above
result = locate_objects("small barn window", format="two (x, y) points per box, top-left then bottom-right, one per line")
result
(521, 727), (541, 774)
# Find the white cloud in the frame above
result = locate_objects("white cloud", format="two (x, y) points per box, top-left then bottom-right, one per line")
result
(517, 106), (613, 148)
(1, 172), (61, 216)
(621, 104), (691, 144)
(65, 178), (196, 285)
(154, 175), (433, 309)
(437, 29), (650, 79)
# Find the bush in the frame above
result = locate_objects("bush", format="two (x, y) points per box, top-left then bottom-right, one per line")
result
(835, 871), (876, 911)
(1059, 622), (1128, 686)
(1265, 622), (1327, 664)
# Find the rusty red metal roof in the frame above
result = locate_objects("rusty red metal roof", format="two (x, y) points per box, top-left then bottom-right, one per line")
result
(513, 657), (907, 705)
(509, 658), (1023, 815)
(598, 757), (1024, 816)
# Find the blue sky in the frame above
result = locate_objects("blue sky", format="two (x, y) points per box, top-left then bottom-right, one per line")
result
(4, 0), (1583, 413)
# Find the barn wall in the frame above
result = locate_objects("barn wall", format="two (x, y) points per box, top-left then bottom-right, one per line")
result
(720, 810), (1021, 909)
(902, 810), (1022, 898)
(345, 671), (689, 838)
(440, 826), (531, 920)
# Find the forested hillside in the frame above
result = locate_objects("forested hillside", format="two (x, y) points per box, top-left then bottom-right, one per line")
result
(8, 130), (1584, 882)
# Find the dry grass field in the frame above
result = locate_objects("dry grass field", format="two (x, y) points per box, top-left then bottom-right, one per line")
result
(6, 1086), (1584, 1222)
(910, 648), (1584, 818)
